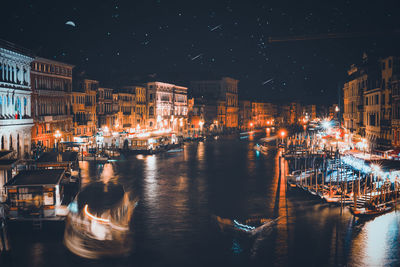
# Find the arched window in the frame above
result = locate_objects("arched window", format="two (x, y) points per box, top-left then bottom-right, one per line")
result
(149, 106), (154, 116)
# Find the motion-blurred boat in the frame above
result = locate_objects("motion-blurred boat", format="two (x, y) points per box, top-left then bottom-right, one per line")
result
(64, 182), (137, 259)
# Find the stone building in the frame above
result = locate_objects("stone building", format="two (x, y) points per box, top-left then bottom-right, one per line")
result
(30, 57), (74, 149)
(96, 87), (114, 130)
(190, 77), (239, 129)
(122, 85), (147, 130)
(251, 102), (276, 127)
(343, 62), (368, 135)
(363, 56), (398, 149)
(145, 81), (188, 132)
(0, 40), (34, 158)
(239, 100), (252, 130)
(392, 75), (400, 148)
(113, 90), (135, 131)
(70, 79), (97, 137)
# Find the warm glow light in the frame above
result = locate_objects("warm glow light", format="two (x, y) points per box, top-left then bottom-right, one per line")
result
(54, 130), (61, 139)
(279, 129), (287, 138)
(84, 204), (110, 224)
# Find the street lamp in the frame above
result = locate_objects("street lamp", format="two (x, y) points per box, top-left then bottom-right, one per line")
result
(279, 129), (287, 145)
(199, 120), (204, 134)
(54, 130), (62, 152)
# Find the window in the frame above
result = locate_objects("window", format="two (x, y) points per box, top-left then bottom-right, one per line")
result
(382, 62), (386, 70)
(389, 59), (392, 68)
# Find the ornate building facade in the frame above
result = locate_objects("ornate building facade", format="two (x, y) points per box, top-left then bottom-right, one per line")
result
(145, 81), (187, 132)
(96, 87), (114, 130)
(30, 57), (74, 148)
(70, 79), (97, 137)
(0, 40), (34, 158)
(190, 77), (238, 129)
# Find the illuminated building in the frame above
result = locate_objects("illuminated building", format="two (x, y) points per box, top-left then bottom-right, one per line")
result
(70, 79), (97, 137)
(190, 77), (239, 129)
(145, 81), (187, 132)
(113, 90), (135, 131)
(392, 76), (400, 148)
(0, 40), (34, 200)
(238, 100), (251, 130)
(251, 102), (276, 127)
(96, 87), (114, 130)
(121, 85), (147, 130)
(364, 56), (398, 150)
(187, 98), (205, 134)
(0, 40), (34, 158)
(30, 57), (74, 148)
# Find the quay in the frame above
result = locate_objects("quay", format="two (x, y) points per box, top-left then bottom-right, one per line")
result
(280, 122), (400, 217)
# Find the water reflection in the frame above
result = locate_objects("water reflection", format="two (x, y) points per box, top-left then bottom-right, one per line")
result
(350, 213), (400, 266)
(5, 138), (400, 266)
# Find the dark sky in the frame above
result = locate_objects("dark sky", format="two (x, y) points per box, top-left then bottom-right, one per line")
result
(2, 0), (400, 104)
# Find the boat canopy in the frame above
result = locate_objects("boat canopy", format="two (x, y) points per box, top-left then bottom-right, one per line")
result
(5, 169), (65, 187)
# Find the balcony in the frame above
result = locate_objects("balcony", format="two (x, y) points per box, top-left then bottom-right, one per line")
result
(0, 116), (33, 127)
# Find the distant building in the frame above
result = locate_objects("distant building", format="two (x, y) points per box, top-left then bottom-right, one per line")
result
(0, 40), (34, 158)
(190, 77), (239, 129)
(30, 57), (74, 149)
(343, 55), (371, 136)
(145, 81), (188, 132)
(96, 87), (114, 130)
(113, 90), (135, 131)
(187, 98), (206, 135)
(251, 102), (275, 127)
(364, 56), (398, 150)
(239, 100), (251, 130)
(70, 79), (98, 137)
(392, 75), (400, 148)
(302, 104), (317, 121)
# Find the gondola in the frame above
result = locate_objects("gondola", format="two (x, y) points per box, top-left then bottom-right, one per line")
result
(349, 203), (394, 218)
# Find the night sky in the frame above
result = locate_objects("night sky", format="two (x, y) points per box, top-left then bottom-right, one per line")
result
(2, 0), (400, 104)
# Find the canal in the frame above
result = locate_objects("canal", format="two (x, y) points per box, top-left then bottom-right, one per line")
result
(3, 136), (400, 266)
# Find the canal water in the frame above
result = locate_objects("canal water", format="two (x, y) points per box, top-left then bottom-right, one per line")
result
(3, 135), (400, 267)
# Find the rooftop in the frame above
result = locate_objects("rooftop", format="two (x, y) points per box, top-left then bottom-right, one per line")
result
(5, 169), (65, 186)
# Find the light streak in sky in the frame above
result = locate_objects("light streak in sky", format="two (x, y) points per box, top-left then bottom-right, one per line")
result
(191, 53), (203, 60)
(262, 78), (273, 85)
(210, 24), (222, 31)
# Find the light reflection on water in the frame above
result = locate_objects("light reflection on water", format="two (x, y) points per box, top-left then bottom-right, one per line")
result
(4, 138), (400, 267)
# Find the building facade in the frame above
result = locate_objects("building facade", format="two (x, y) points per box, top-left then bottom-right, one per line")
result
(30, 57), (74, 149)
(113, 91), (135, 131)
(122, 85), (147, 130)
(363, 56), (398, 149)
(0, 40), (34, 158)
(392, 75), (400, 148)
(239, 100), (252, 130)
(70, 79), (97, 137)
(145, 81), (188, 132)
(97, 87), (114, 130)
(190, 77), (239, 129)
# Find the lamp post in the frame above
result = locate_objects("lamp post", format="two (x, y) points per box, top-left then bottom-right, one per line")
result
(199, 120), (204, 135)
(279, 129), (287, 146)
(54, 130), (62, 152)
